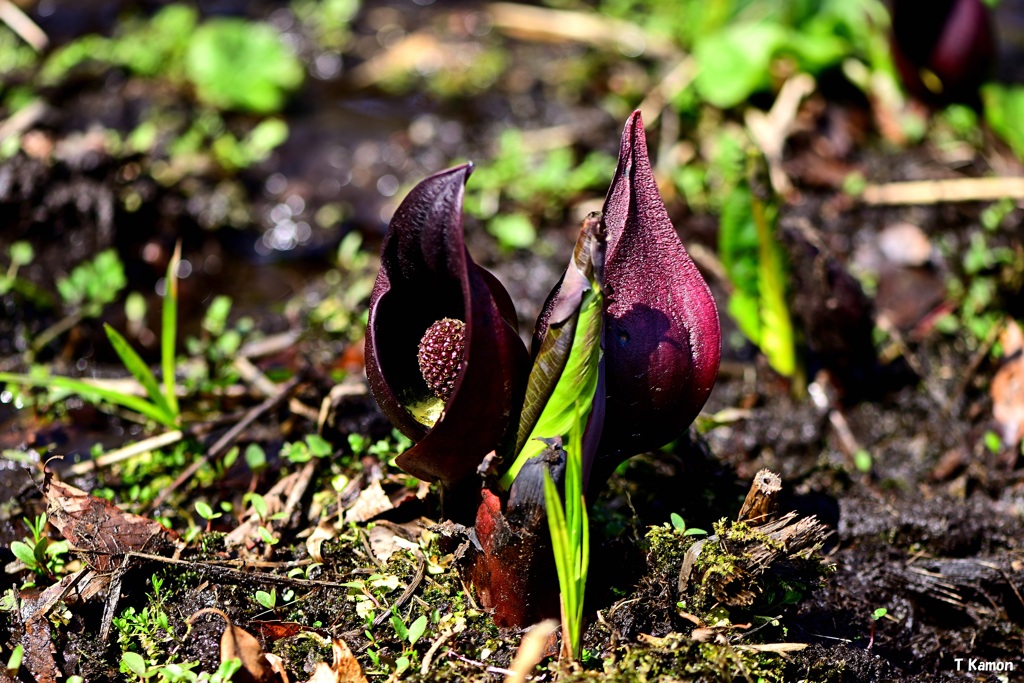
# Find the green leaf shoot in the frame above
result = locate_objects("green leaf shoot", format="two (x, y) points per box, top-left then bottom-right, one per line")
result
(0, 371), (178, 427)
(162, 242), (181, 420)
(104, 324), (174, 422)
(543, 403), (589, 661)
(502, 214), (605, 489)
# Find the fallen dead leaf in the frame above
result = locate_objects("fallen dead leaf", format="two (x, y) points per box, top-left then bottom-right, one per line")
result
(343, 480), (393, 524)
(265, 653), (290, 683)
(306, 518), (338, 565)
(43, 475), (181, 571)
(992, 320), (1024, 448)
(189, 608), (275, 683)
(505, 619), (558, 683)
(19, 570), (107, 683)
(303, 639), (368, 683)
(367, 520), (424, 563)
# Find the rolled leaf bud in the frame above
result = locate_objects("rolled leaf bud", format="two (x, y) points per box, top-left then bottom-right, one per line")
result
(596, 111), (721, 475)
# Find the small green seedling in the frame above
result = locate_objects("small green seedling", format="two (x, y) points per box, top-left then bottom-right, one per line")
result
(254, 587), (277, 609)
(868, 606), (890, 649)
(10, 514), (69, 584)
(0, 241), (34, 296)
(257, 526), (279, 546)
(281, 434), (334, 463)
(670, 512), (708, 537)
(854, 449), (873, 473)
(389, 613), (429, 675)
(194, 501), (221, 532)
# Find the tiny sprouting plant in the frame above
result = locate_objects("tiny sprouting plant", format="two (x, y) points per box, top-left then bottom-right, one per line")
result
(389, 613), (429, 675)
(9, 513), (69, 584)
(28, 248), (127, 355)
(0, 241), (33, 295)
(194, 501), (222, 531)
(669, 512), (707, 537)
(254, 588), (277, 610)
(280, 434), (335, 463)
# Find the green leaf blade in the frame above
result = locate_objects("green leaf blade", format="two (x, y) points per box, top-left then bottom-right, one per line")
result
(104, 324), (173, 420)
(0, 372), (177, 427)
(162, 242), (181, 419)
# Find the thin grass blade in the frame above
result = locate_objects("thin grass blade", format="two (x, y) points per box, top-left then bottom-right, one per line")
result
(162, 241), (181, 419)
(0, 372), (177, 426)
(104, 323), (173, 420)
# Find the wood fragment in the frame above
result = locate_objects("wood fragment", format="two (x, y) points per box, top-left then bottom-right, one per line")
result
(745, 73), (816, 198)
(862, 176), (1024, 205)
(0, 99), (48, 142)
(736, 469), (782, 525)
(44, 476), (182, 572)
(125, 551), (354, 589)
(371, 557), (426, 628)
(677, 538), (707, 594)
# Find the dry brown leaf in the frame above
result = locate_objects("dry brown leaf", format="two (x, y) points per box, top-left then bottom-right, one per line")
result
(306, 519), (338, 564)
(343, 480), (392, 523)
(367, 520), (423, 563)
(265, 653), (290, 683)
(189, 608), (275, 683)
(305, 663), (336, 683)
(302, 639), (368, 683)
(43, 475), (181, 571)
(18, 569), (110, 682)
(505, 619), (558, 683)
(992, 320), (1024, 448)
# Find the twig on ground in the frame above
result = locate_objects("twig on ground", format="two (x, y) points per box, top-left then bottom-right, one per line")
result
(445, 649), (517, 678)
(233, 356), (282, 399)
(372, 556), (426, 628)
(68, 430), (185, 476)
(0, 99), (48, 142)
(122, 552), (352, 588)
(238, 330), (301, 359)
(862, 176), (1024, 205)
(0, 0), (47, 51)
(148, 373), (304, 511)
(486, 2), (677, 59)
(420, 628), (457, 676)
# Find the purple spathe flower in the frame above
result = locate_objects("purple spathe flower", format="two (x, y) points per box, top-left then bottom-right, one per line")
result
(364, 163), (530, 490)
